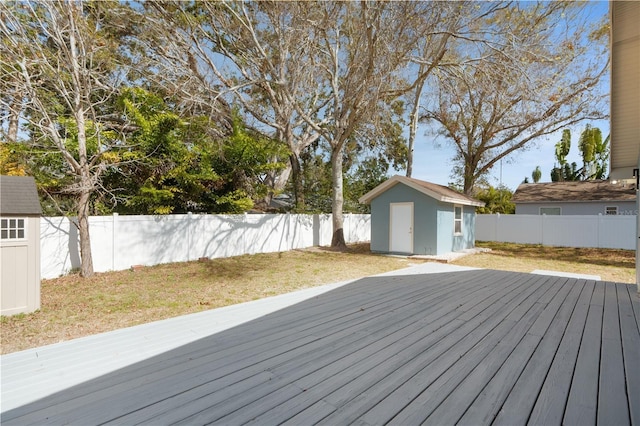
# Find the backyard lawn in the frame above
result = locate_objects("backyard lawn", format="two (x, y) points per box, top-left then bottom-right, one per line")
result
(453, 241), (636, 284)
(1, 242), (635, 354)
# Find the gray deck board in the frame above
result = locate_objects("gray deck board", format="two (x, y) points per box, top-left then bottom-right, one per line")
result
(457, 279), (595, 425)
(563, 279), (605, 425)
(1, 270), (638, 426)
(527, 279), (593, 425)
(598, 282), (631, 426)
(486, 276), (579, 425)
(619, 284), (640, 424)
(130, 271), (518, 425)
(331, 274), (554, 425)
(245, 273), (544, 425)
(394, 276), (578, 425)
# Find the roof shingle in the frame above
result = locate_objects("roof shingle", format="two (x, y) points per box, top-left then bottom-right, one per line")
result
(0, 175), (43, 215)
(359, 175), (484, 207)
(512, 180), (636, 203)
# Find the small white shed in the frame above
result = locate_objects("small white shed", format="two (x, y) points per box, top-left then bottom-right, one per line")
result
(1, 175), (42, 316)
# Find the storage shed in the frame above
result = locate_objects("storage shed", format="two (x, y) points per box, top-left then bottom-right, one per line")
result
(1, 175), (42, 316)
(359, 175), (484, 256)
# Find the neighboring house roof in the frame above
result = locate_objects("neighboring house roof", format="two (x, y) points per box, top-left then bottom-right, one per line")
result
(512, 180), (637, 204)
(359, 175), (485, 207)
(0, 175), (43, 215)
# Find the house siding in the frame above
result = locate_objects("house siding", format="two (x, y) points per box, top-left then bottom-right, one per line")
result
(370, 184), (439, 255)
(515, 201), (637, 215)
(610, 1), (640, 180)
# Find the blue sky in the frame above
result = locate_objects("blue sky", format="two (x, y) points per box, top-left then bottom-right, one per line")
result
(408, 1), (610, 191)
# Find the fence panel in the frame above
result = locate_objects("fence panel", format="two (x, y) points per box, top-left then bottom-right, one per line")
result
(597, 215), (637, 249)
(40, 213), (372, 279)
(476, 214), (636, 250)
(40, 217), (76, 278)
(542, 215), (599, 248)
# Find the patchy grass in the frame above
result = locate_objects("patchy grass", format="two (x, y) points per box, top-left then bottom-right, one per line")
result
(452, 241), (636, 284)
(1, 244), (419, 354)
(2, 241), (635, 355)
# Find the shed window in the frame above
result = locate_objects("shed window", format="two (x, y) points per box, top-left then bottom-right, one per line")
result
(539, 207), (561, 215)
(454, 206), (463, 234)
(1, 218), (26, 240)
(605, 206), (618, 215)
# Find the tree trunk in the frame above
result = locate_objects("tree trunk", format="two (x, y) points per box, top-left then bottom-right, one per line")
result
(407, 107), (417, 178)
(75, 96), (94, 277)
(7, 95), (21, 143)
(290, 153), (305, 211)
(330, 146), (347, 249)
(77, 189), (94, 277)
(463, 175), (475, 196)
(406, 79), (425, 178)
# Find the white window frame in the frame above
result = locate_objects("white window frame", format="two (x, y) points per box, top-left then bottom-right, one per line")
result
(1, 217), (27, 241)
(454, 205), (463, 235)
(539, 207), (561, 215)
(605, 206), (618, 215)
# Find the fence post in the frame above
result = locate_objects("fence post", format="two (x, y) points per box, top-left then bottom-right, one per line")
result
(112, 213), (118, 271)
(244, 213), (248, 254)
(286, 212), (292, 251)
(187, 212), (193, 261)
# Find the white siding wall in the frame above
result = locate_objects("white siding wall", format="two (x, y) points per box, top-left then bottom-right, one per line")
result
(515, 201), (637, 216)
(40, 213), (370, 279)
(476, 214), (636, 250)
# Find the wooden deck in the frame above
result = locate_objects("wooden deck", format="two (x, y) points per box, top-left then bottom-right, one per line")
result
(2, 269), (639, 425)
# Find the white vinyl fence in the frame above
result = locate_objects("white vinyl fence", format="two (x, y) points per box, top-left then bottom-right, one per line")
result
(41, 213), (371, 279)
(476, 214), (636, 250)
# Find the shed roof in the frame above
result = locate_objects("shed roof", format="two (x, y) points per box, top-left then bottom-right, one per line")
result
(0, 175), (42, 215)
(358, 175), (484, 207)
(512, 180), (637, 204)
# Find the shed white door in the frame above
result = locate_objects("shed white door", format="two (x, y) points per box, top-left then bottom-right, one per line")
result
(389, 202), (413, 253)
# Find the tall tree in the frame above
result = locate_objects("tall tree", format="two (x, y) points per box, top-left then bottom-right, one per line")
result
(403, 2), (465, 177)
(422, 1), (609, 194)
(403, 1), (508, 177)
(578, 124), (608, 180)
(532, 166), (542, 183)
(475, 185), (515, 214)
(138, 1), (316, 210)
(0, 0), (130, 277)
(551, 129), (572, 181)
(132, 2), (234, 143)
(298, 2), (420, 247)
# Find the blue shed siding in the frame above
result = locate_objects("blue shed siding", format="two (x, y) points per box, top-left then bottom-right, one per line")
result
(434, 204), (475, 254)
(454, 208), (476, 251)
(370, 184), (439, 255)
(436, 206), (453, 255)
(369, 198), (390, 253)
(370, 184), (445, 255)
(368, 182), (477, 255)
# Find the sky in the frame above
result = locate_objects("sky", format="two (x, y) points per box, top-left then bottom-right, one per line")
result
(407, 1), (610, 192)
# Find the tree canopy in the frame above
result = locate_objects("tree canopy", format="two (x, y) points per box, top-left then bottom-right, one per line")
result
(1, 0), (610, 271)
